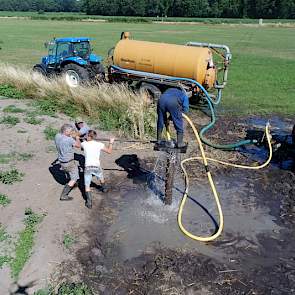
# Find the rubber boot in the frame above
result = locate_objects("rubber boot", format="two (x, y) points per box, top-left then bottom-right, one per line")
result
(85, 191), (92, 209)
(60, 184), (73, 201)
(177, 132), (186, 148)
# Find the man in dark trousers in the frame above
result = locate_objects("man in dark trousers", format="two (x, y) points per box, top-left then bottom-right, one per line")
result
(157, 87), (189, 148)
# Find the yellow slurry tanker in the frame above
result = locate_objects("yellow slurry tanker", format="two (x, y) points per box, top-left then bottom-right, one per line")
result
(108, 32), (231, 102)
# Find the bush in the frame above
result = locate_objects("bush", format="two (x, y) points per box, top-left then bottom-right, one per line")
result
(57, 283), (93, 295)
(0, 84), (24, 99)
(44, 126), (58, 140)
(0, 115), (20, 126)
(3, 105), (25, 113)
(0, 194), (11, 207)
(25, 116), (43, 125)
(0, 169), (24, 184)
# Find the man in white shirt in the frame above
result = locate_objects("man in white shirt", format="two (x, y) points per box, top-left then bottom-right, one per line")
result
(81, 130), (115, 209)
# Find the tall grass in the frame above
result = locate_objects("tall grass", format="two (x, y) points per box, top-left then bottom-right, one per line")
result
(0, 64), (156, 138)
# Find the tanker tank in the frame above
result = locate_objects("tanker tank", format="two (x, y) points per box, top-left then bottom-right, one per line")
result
(113, 36), (216, 89)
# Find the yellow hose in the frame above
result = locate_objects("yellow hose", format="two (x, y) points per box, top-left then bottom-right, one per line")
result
(177, 113), (272, 242)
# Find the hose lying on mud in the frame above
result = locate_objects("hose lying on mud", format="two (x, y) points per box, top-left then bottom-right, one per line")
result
(178, 114), (272, 242)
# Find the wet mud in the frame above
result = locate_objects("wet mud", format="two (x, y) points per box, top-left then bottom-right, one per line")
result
(61, 115), (295, 294)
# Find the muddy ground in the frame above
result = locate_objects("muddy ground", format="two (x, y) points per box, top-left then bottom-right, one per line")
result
(0, 98), (294, 294)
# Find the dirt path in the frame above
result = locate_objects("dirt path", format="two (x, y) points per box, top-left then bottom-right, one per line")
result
(1, 98), (294, 294)
(0, 99), (119, 294)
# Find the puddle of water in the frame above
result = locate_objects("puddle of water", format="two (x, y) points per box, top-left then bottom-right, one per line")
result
(106, 173), (281, 263)
(247, 116), (293, 132)
(242, 116), (295, 171)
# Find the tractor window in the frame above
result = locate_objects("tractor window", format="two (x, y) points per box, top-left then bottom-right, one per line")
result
(48, 42), (56, 56)
(73, 42), (90, 58)
(56, 43), (71, 58)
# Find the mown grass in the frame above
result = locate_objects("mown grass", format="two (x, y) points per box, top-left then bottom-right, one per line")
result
(0, 19), (294, 115)
(0, 193), (11, 207)
(10, 208), (44, 279)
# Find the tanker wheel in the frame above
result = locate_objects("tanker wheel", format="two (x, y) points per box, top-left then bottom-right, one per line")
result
(93, 63), (105, 82)
(139, 83), (161, 104)
(62, 64), (89, 87)
(164, 153), (176, 205)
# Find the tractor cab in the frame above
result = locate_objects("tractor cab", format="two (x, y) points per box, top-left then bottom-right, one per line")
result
(33, 37), (104, 87)
(43, 38), (98, 66)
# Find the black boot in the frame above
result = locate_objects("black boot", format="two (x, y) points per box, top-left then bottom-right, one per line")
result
(177, 132), (185, 148)
(100, 184), (108, 193)
(85, 191), (92, 209)
(60, 184), (73, 201)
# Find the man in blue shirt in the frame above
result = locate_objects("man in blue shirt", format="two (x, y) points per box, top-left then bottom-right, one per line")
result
(157, 87), (189, 148)
(74, 117), (90, 141)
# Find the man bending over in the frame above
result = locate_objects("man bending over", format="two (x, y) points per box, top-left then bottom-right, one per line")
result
(157, 87), (189, 148)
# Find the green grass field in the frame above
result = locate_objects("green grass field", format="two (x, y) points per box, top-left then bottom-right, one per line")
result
(0, 18), (294, 114)
(0, 11), (294, 24)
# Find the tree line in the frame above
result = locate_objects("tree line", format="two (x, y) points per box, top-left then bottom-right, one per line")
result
(0, 0), (82, 12)
(0, 0), (294, 19)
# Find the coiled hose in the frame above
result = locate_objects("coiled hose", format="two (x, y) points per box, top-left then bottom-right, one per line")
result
(177, 114), (272, 242)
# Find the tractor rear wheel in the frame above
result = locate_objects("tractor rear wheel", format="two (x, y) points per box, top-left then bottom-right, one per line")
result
(92, 63), (105, 82)
(62, 64), (89, 87)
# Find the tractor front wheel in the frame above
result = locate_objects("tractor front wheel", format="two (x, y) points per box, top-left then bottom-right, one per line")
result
(33, 65), (47, 76)
(62, 64), (89, 87)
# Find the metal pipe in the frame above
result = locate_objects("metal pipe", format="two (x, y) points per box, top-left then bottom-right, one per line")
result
(186, 42), (231, 89)
(186, 42), (232, 62)
(111, 65), (220, 105)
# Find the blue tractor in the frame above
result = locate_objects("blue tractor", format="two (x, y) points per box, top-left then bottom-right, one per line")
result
(33, 37), (105, 87)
